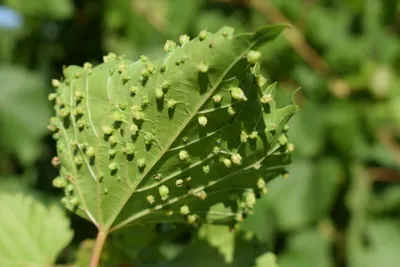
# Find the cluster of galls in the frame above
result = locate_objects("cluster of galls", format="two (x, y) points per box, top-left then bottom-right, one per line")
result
(47, 26), (295, 227)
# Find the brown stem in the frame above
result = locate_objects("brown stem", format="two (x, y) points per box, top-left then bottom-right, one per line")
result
(90, 230), (108, 267)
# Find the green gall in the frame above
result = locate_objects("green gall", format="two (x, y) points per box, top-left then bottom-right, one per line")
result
(103, 52), (117, 62)
(108, 149), (116, 157)
(155, 88), (164, 99)
(212, 146), (220, 155)
(195, 190), (207, 200)
(74, 156), (83, 166)
(244, 191), (256, 208)
(124, 143), (135, 155)
(66, 184), (74, 192)
(162, 82), (170, 91)
(197, 61), (209, 73)
(230, 87), (247, 101)
(109, 111), (125, 122)
(85, 147), (95, 157)
(52, 176), (67, 188)
(140, 55), (149, 62)
(278, 134), (288, 145)
(240, 131), (248, 143)
(75, 72), (81, 78)
(159, 185), (169, 200)
(117, 62), (125, 73)
(146, 63), (155, 74)
(48, 93), (57, 101)
(59, 107), (70, 118)
(153, 173), (162, 180)
(175, 179), (184, 187)
(70, 197), (80, 207)
(167, 99), (177, 109)
(179, 150), (190, 162)
(160, 63), (167, 73)
(284, 125), (290, 131)
(256, 75), (267, 88)
(213, 94), (222, 103)
(180, 205), (190, 215)
(224, 158), (232, 168)
(260, 93), (272, 104)
(282, 171), (289, 179)
(231, 153), (242, 165)
(199, 30), (208, 41)
(102, 126), (114, 135)
(202, 165), (210, 174)
(137, 158), (146, 168)
(122, 75), (131, 83)
(132, 110), (144, 121)
(83, 62), (92, 70)
(257, 178), (265, 189)
(187, 214), (197, 224)
(119, 103), (127, 110)
(144, 133), (155, 145)
(129, 86), (139, 94)
(223, 31), (229, 37)
(141, 95), (149, 107)
(227, 106), (235, 116)
(179, 34), (190, 45)
(76, 120), (85, 130)
(198, 116), (208, 126)
(235, 213), (244, 222)
(287, 143), (295, 153)
(146, 195), (155, 205)
(246, 50), (262, 64)
(52, 79), (60, 88)
(249, 131), (258, 139)
(104, 188), (109, 195)
(129, 124), (139, 135)
(164, 40), (177, 53)
(108, 162), (119, 170)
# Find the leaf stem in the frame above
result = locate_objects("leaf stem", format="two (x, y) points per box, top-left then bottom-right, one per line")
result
(90, 230), (108, 267)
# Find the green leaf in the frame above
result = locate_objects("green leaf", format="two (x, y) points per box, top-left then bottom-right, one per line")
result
(349, 220), (400, 267)
(51, 25), (297, 232)
(0, 65), (51, 165)
(148, 225), (264, 267)
(279, 230), (333, 267)
(0, 193), (73, 266)
(5, 0), (74, 19)
(254, 252), (279, 267)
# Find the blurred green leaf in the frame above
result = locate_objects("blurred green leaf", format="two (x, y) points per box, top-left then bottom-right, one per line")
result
(5, 0), (74, 19)
(254, 252), (279, 267)
(279, 229), (333, 267)
(0, 193), (73, 266)
(0, 65), (51, 165)
(349, 219), (400, 267)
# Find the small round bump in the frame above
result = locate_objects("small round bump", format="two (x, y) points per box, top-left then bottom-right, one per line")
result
(85, 147), (95, 157)
(180, 205), (190, 215)
(155, 88), (164, 99)
(179, 150), (190, 162)
(224, 158), (232, 168)
(124, 143), (135, 155)
(164, 40), (177, 53)
(231, 153), (242, 165)
(108, 162), (119, 170)
(212, 95), (222, 103)
(158, 185), (169, 201)
(230, 87), (247, 101)
(197, 61), (209, 73)
(199, 30), (207, 41)
(175, 179), (184, 187)
(179, 34), (190, 45)
(102, 126), (114, 135)
(52, 79), (60, 88)
(146, 195), (155, 204)
(246, 50), (262, 64)
(260, 93), (272, 104)
(137, 158), (146, 168)
(198, 116), (208, 126)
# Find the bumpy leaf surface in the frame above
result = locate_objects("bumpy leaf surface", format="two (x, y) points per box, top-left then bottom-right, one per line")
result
(50, 25), (297, 231)
(0, 193), (73, 266)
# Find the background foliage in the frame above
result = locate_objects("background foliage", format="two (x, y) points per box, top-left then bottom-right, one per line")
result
(1, 0), (400, 266)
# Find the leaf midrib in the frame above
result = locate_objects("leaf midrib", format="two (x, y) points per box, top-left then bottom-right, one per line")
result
(104, 35), (259, 229)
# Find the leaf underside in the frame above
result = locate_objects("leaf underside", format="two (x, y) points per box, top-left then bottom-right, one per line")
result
(50, 24), (297, 232)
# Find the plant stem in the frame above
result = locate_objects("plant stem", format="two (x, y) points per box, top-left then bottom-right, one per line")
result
(90, 229), (108, 267)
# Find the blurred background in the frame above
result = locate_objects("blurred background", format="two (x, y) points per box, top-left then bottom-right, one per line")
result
(1, 0), (400, 266)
